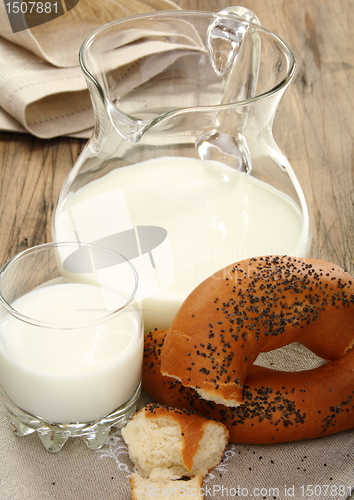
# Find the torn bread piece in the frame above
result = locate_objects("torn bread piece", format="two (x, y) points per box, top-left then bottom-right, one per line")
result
(122, 403), (229, 499)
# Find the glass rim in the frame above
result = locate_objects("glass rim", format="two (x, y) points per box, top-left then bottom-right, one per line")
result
(0, 241), (139, 329)
(79, 9), (296, 114)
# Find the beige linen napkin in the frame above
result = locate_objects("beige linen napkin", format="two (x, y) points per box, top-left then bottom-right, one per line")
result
(0, 0), (181, 138)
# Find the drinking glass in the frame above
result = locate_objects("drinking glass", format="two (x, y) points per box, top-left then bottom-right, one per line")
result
(0, 241), (142, 452)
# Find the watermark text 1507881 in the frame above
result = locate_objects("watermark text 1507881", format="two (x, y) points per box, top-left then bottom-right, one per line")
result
(144, 483), (354, 498)
(4, 0), (79, 32)
(6, 2), (59, 14)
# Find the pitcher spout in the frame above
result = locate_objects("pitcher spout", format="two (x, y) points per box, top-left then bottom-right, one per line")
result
(106, 101), (148, 143)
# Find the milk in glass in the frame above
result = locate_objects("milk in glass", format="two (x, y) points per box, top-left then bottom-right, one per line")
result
(0, 283), (143, 423)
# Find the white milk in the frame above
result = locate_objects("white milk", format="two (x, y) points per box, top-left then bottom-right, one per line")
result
(54, 157), (309, 332)
(0, 283), (143, 423)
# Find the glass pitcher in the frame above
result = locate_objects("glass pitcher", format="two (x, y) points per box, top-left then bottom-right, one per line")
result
(53, 7), (311, 333)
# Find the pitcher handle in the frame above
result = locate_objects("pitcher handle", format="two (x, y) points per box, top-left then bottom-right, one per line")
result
(207, 6), (261, 101)
(197, 8), (261, 172)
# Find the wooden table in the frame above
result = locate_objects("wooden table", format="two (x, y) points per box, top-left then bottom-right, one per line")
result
(0, 0), (353, 275)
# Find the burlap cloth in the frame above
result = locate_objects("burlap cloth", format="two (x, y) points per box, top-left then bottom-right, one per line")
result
(0, 343), (353, 500)
(0, 0), (181, 138)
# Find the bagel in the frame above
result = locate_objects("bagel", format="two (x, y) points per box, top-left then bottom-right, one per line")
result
(160, 256), (354, 407)
(143, 329), (354, 444)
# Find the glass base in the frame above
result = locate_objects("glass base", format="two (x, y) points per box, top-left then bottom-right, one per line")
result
(1, 384), (141, 453)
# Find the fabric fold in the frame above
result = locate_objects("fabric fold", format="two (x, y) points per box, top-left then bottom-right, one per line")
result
(0, 0), (181, 138)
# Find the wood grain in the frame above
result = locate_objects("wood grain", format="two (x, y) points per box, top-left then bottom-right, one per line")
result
(0, 0), (353, 278)
(0, 134), (84, 265)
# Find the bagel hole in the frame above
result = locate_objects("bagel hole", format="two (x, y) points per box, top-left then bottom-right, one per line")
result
(255, 342), (327, 372)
